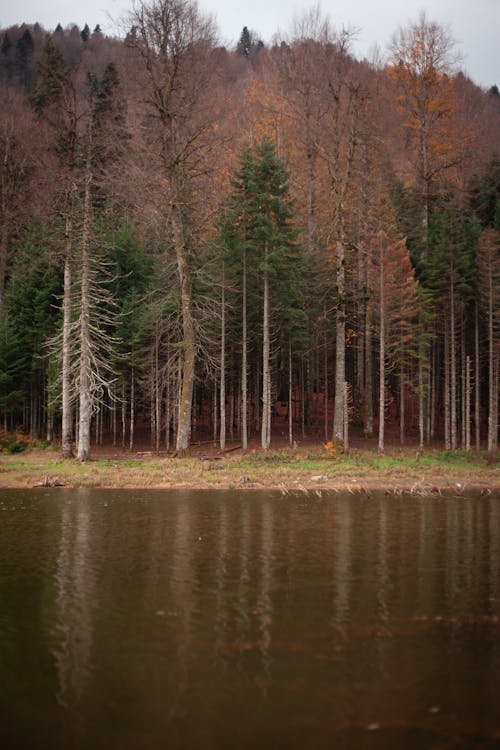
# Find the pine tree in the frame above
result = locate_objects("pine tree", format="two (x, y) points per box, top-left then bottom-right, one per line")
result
(0, 32), (13, 80)
(16, 28), (34, 91)
(221, 137), (301, 449)
(477, 227), (500, 458)
(237, 27), (252, 57)
(80, 24), (90, 43)
(427, 202), (474, 448)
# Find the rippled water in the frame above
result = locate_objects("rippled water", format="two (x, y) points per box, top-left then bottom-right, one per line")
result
(0, 489), (499, 749)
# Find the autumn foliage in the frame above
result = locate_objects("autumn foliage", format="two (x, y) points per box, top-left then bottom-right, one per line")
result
(0, 2), (499, 455)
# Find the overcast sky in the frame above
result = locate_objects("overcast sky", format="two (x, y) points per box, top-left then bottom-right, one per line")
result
(1, 0), (497, 88)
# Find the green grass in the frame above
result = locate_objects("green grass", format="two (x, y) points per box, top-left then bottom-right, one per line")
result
(0, 443), (497, 490)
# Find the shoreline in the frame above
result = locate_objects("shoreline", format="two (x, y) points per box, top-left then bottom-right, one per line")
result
(1, 446), (498, 494)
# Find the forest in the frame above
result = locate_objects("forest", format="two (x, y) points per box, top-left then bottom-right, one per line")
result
(0, 0), (499, 460)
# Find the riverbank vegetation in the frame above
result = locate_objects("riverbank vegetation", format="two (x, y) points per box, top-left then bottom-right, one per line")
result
(0, 440), (498, 492)
(0, 1), (499, 463)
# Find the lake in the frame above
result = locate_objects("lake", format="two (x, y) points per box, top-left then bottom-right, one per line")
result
(1, 488), (499, 749)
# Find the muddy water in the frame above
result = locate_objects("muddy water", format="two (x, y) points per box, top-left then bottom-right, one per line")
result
(0, 488), (499, 749)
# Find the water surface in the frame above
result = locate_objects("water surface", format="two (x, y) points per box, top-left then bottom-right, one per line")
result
(1, 489), (499, 749)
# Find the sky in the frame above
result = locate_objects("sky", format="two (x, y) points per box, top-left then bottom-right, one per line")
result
(1, 0), (497, 88)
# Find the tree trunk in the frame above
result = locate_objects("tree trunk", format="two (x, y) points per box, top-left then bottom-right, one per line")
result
(487, 262), (496, 458)
(301, 357), (305, 439)
(323, 323), (329, 442)
(378, 257), (385, 453)
(357, 248), (366, 411)
(76, 166), (93, 462)
(165, 358), (171, 451)
(399, 368), (405, 446)
(213, 378), (218, 445)
(333, 239), (345, 446)
(61, 214), (73, 458)
(229, 374), (235, 442)
(444, 321), (451, 450)
(492, 348), (499, 456)
(465, 355), (471, 453)
(220, 267), (226, 451)
(461, 323), (466, 449)
(450, 270), (457, 450)
(154, 321), (161, 455)
(475, 304), (480, 450)
(364, 298), (373, 436)
(430, 339), (437, 442)
(343, 381), (349, 453)
(418, 354), (425, 450)
(46, 366), (55, 443)
(121, 380), (126, 449)
(261, 242), (271, 450)
(129, 367), (135, 451)
(0, 209), (8, 312)
(241, 247), (248, 450)
(289, 338), (293, 447)
(172, 205), (195, 456)
(111, 387), (117, 447)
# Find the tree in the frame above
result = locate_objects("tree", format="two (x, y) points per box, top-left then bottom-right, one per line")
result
(236, 26), (264, 66)
(0, 228), (61, 434)
(237, 27), (252, 57)
(31, 36), (82, 456)
(32, 37), (125, 460)
(321, 34), (366, 447)
(128, 0), (220, 455)
(272, 10), (331, 258)
(74, 64), (130, 461)
(368, 230), (417, 452)
(221, 137), (300, 449)
(80, 24), (90, 43)
(388, 12), (461, 255)
(427, 202), (474, 449)
(0, 87), (34, 310)
(16, 28), (34, 91)
(477, 227), (500, 458)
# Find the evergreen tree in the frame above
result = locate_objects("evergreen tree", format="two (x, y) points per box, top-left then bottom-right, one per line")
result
(1, 32), (12, 56)
(470, 155), (500, 230)
(222, 137), (302, 449)
(236, 26), (264, 66)
(427, 202), (474, 448)
(0, 231), (61, 433)
(16, 28), (34, 91)
(0, 32), (13, 80)
(237, 27), (252, 57)
(80, 24), (90, 43)
(477, 227), (500, 458)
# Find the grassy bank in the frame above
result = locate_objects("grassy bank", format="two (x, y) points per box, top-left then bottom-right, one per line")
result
(0, 445), (498, 493)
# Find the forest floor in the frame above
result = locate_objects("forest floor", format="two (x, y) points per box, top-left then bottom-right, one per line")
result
(0, 432), (498, 494)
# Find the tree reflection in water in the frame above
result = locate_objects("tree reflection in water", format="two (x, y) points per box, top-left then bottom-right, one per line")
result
(0, 489), (499, 749)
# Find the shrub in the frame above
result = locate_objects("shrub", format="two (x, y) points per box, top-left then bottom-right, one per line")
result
(7, 440), (28, 454)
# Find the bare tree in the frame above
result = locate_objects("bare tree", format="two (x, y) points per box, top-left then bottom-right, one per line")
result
(127, 0), (219, 455)
(31, 37), (83, 458)
(388, 12), (461, 246)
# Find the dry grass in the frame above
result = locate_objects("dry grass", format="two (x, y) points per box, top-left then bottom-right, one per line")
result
(0, 444), (498, 494)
